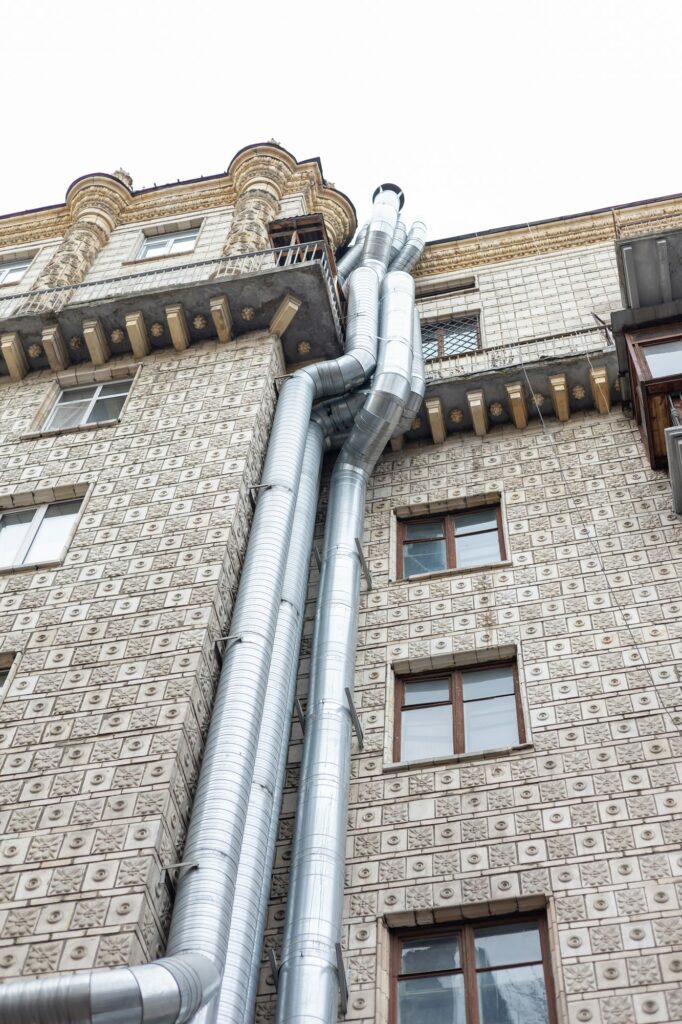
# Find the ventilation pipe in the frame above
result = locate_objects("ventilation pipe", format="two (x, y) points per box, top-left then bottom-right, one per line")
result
(336, 223), (368, 288)
(275, 268), (418, 1024)
(219, 398), (364, 1024)
(389, 219), (427, 273)
(0, 188), (401, 1024)
(394, 307), (425, 437)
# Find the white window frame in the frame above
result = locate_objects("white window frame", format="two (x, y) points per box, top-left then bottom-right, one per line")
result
(0, 257), (31, 286)
(44, 379), (133, 432)
(137, 227), (199, 260)
(0, 499), (82, 570)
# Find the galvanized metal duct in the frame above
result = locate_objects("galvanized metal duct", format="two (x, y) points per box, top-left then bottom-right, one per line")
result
(275, 269), (416, 1024)
(336, 223), (368, 288)
(394, 306), (425, 436)
(389, 218), (427, 273)
(219, 387), (370, 1024)
(0, 189), (396, 1024)
(0, 954), (220, 1024)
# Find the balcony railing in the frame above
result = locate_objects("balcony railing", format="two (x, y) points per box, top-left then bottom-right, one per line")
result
(424, 326), (614, 382)
(0, 241), (343, 340)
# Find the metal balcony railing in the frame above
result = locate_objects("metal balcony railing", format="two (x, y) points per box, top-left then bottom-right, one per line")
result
(0, 241), (343, 339)
(424, 326), (614, 382)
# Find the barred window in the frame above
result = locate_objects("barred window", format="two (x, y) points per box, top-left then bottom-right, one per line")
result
(421, 314), (480, 361)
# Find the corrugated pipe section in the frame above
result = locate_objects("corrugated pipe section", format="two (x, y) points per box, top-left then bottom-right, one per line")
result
(276, 206), (425, 1023)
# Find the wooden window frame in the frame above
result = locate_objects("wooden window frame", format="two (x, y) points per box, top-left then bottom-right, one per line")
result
(397, 506), (505, 580)
(390, 914), (557, 1024)
(393, 660), (524, 763)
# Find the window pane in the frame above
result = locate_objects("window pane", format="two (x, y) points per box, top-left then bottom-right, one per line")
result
(398, 973), (465, 1024)
(644, 339), (682, 378)
(402, 705), (453, 761)
(404, 679), (450, 706)
(58, 385), (98, 403)
(477, 964), (548, 1024)
(405, 520), (445, 540)
(0, 509), (35, 568)
(464, 694), (518, 752)
(47, 401), (91, 430)
(401, 936), (460, 974)
(141, 237), (170, 257)
(98, 380), (132, 397)
(455, 529), (501, 568)
(403, 539), (447, 576)
(24, 501), (80, 565)
(169, 230), (198, 254)
(86, 395), (127, 424)
(462, 666), (515, 702)
(2, 262), (30, 284)
(475, 923), (542, 968)
(455, 507), (498, 535)
(0, 669), (9, 692)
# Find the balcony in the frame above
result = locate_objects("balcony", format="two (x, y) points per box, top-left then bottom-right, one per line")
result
(407, 325), (619, 445)
(0, 242), (344, 379)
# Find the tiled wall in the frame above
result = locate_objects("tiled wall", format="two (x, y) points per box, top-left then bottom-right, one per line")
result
(257, 409), (682, 1024)
(0, 333), (281, 978)
(418, 242), (621, 347)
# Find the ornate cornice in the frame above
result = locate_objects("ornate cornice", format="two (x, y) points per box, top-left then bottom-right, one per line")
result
(415, 193), (682, 278)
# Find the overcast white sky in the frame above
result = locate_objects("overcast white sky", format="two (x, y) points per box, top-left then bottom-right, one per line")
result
(3, 0), (682, 240)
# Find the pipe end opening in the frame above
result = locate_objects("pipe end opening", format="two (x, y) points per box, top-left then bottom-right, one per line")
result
(372, 183), (405, 210)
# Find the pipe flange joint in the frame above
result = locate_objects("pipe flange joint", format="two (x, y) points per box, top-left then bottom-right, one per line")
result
(372, 183), (405, 209)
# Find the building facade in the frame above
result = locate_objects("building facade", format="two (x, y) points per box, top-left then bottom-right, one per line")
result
(0, 143), (681, 1024)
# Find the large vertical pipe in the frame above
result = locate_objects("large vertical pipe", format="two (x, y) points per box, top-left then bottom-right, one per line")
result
(218, 422), (325, 1024)
(276, 271), (415, 1024)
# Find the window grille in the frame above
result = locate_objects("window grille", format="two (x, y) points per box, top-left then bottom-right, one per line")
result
(421, 314), (480, 361)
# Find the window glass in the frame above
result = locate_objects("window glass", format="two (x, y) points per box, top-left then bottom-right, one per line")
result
(169, 230), (199, 254)
(87, 396), (127, 424)
(398, 974), (465, 1024)
(644, 339), (682, 378)
(405, 520), (445, 540)
(24, 501), (81, 565)
(475, 923), (542, 967)
(403, 538), (447, 576)
(0, 259), (31, 286)
(140, 228), (198, 259)
(454, 508), (498, 535)
(462, 665), (515, 701)
(404, 679), (450, 706)
(464, 694), (518, 752)
(0, 668), (9, 693)
(477, 964), (548, 1024)
(401, 704), (453, 761)
(455, 529), (501, 568)
(401, 936), (460, 974)
(0, 509), (34, 568)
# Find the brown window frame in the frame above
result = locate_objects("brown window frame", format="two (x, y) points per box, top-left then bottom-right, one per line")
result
(397, 506), (505, 580)
(626, 324), (682, 468)
(390, 914), (557, 1024)
(393, 661), (525, 763)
